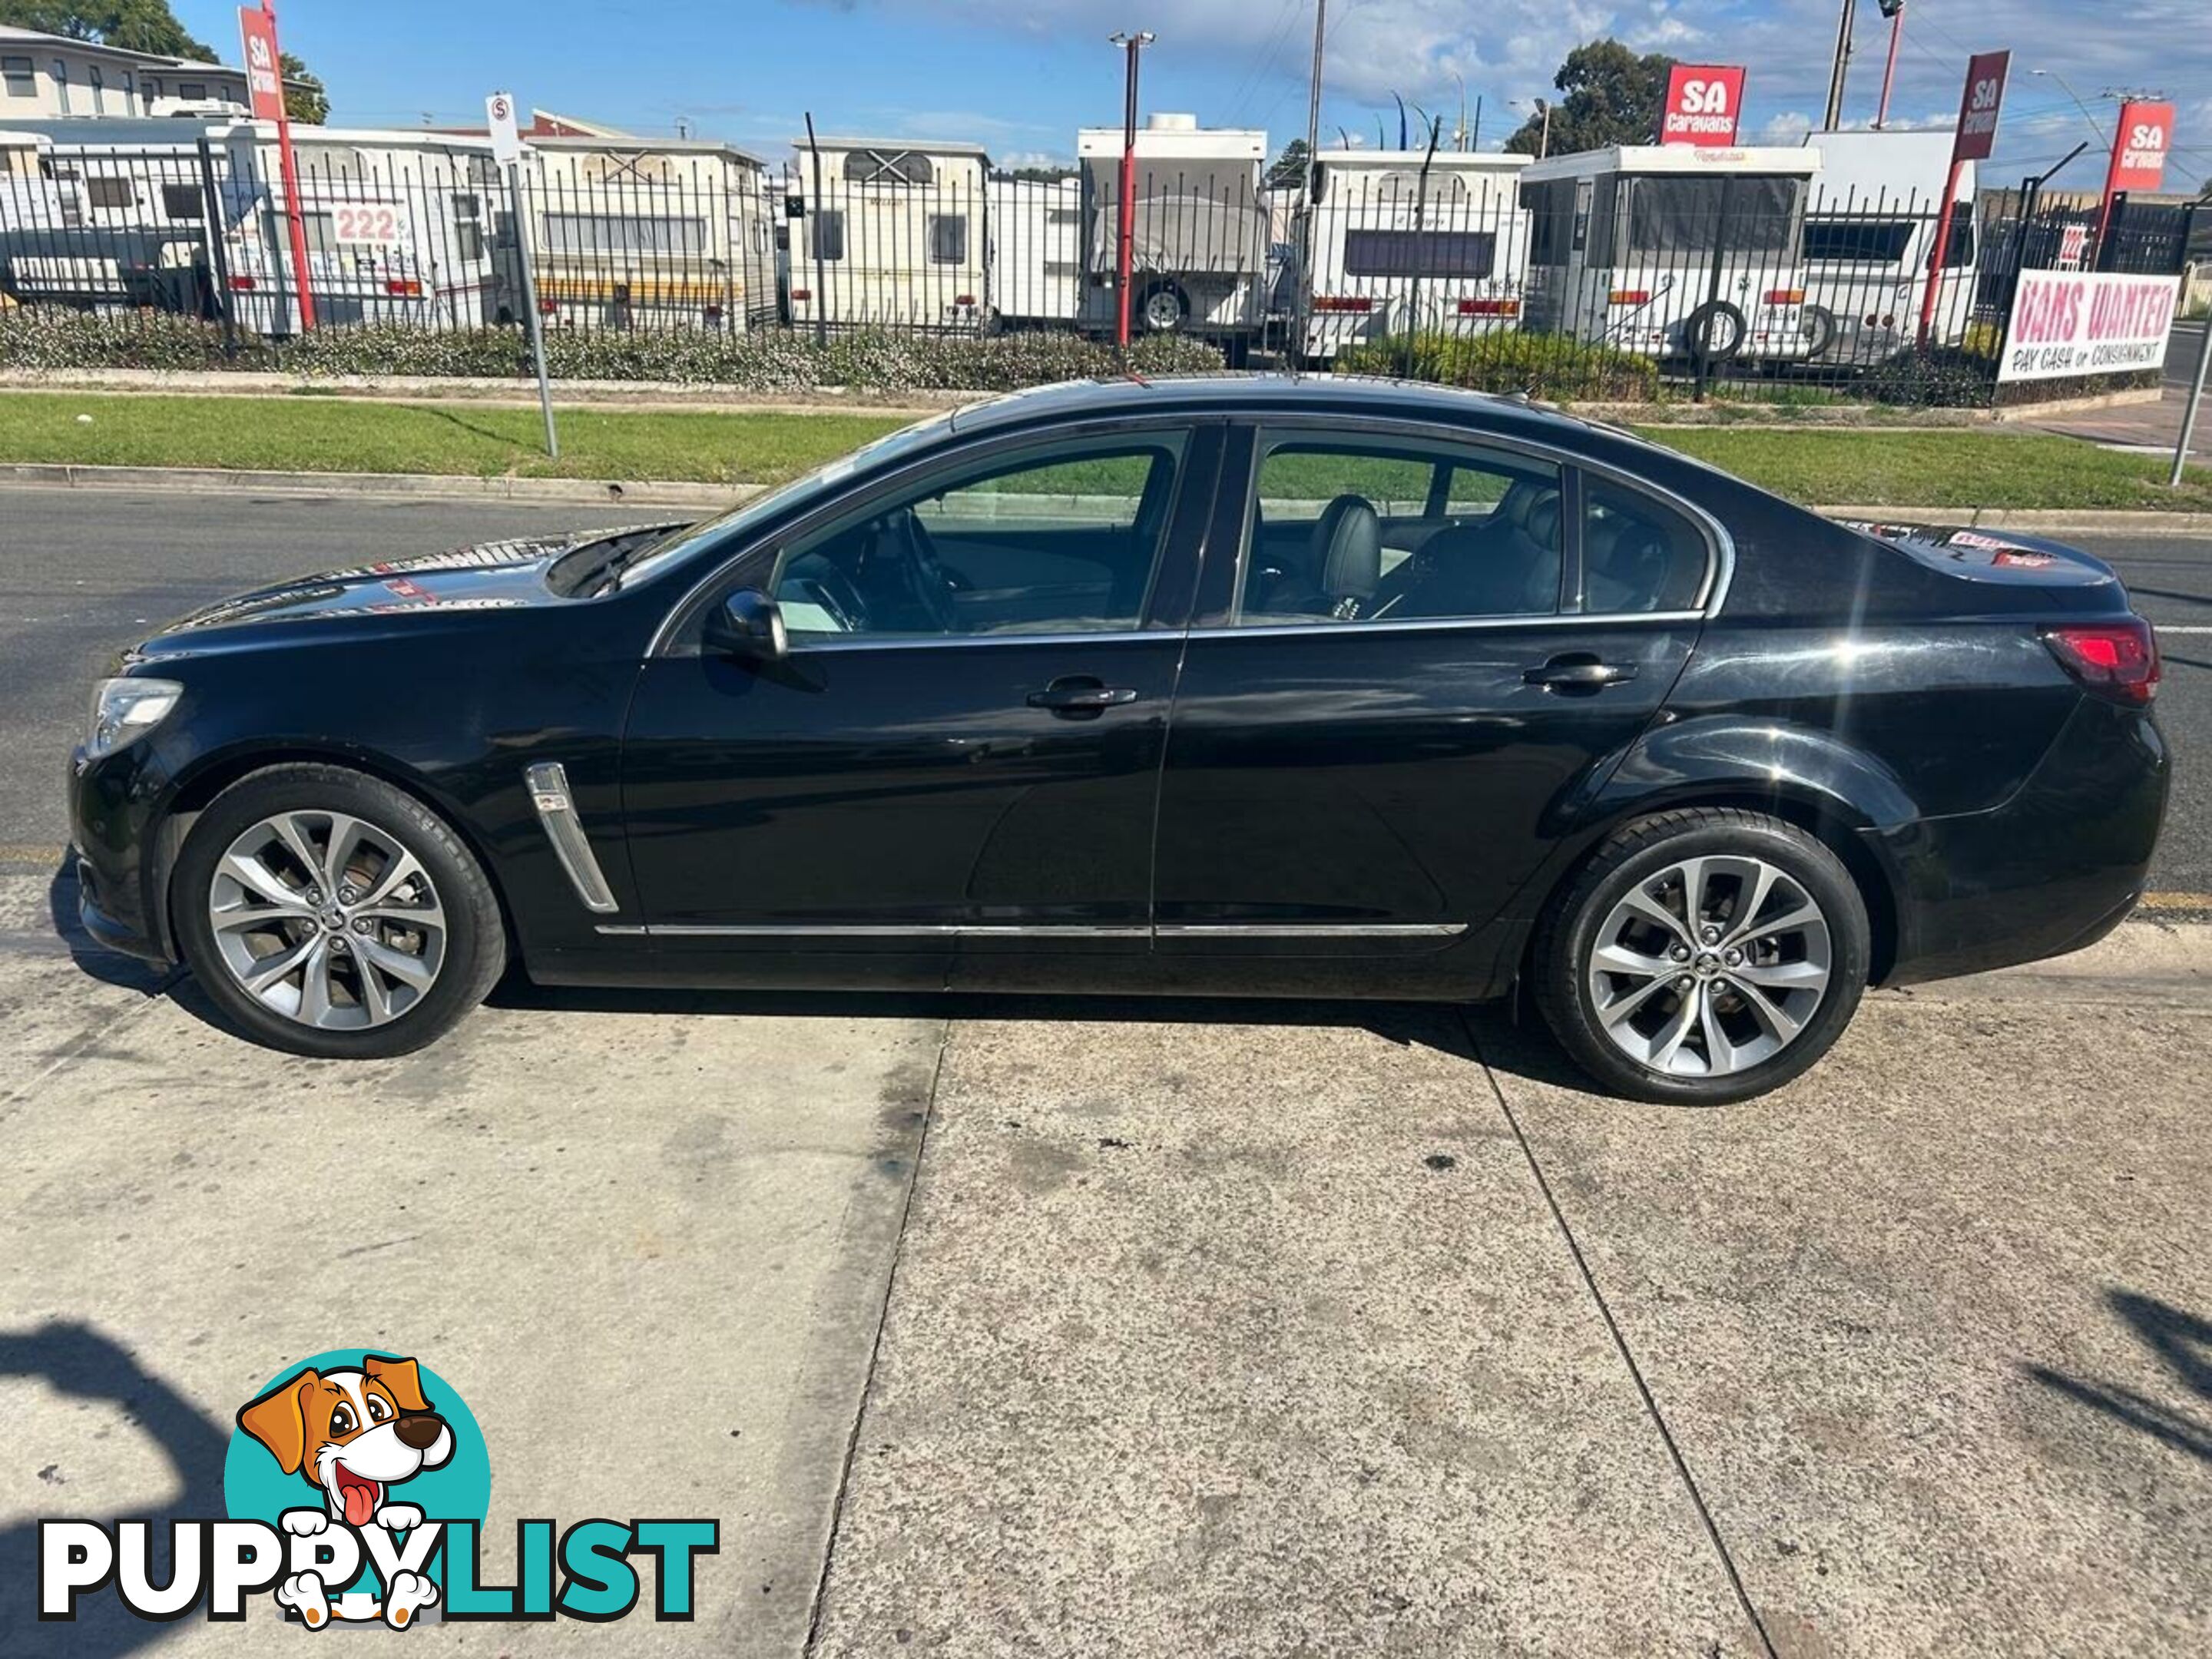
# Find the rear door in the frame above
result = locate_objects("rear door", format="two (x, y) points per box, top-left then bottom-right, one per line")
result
(1152, 420), (1714, 959)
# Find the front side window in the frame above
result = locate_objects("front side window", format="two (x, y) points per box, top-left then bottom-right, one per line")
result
(928, 212), (967, 265)
(770, 435), (1187, 641)
(1581, 478), (1710, 614)
(1236, 435), (1564, 627)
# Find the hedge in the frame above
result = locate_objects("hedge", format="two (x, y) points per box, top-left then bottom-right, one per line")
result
(0, 310), (1226, 390)
(1335, 330), (1662, 402)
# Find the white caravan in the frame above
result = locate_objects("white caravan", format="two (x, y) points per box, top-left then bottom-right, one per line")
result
(1300, 147), (1532, 362)
(987, 174), (1081, 327)
(787, 136), (990, 333)
(1801, 129), (1980, 362)
(0, 118), (500, 332)
(524, 134), (776, 332)
(1075, 114), (1268, 346)
(1518, 144), (1824, 366)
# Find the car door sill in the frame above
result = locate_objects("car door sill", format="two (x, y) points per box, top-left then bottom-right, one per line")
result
(594, 922), (1468, 939)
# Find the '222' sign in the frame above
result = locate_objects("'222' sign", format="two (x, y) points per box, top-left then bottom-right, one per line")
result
(329, 204), (409, 250)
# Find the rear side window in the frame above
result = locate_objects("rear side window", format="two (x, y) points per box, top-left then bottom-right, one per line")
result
(1581, 478), (1710, 614)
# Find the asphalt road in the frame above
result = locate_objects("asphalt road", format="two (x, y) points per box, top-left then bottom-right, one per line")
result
(1, 485), (2207, 898)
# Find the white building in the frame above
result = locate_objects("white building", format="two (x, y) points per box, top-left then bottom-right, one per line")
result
(0, 24), (257, 120)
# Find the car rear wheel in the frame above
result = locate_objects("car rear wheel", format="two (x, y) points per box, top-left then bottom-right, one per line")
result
(172, 764), (505, 1059)
(1534, 809), (1869, 1104)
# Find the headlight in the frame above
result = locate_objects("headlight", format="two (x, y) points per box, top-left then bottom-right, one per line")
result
(86, 677), (183, 760)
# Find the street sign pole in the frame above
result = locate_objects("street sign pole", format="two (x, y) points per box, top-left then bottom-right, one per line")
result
(488, 92), (557, 459)
(2173, 311), (2212, 488)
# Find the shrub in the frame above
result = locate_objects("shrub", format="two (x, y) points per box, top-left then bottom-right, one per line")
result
(0, 309), (1224, 391)
(1335, 329), (1661, 402)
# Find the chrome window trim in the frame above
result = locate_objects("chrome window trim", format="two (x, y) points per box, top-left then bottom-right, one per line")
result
(524, 762), (621, 915)
(644, 414), (1215, 660)
(594, 922), (1466, 940)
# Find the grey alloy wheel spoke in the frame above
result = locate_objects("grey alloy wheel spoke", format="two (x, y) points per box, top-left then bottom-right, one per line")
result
(207, 808), (448, 1031)
(1588, 853), (1833, 1080)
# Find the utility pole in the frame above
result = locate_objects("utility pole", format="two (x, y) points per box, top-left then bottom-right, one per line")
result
(1874, 0), (1905, 129)
(1108, 31), (1154, 349)
(1823, 0), (1858, 131)
(1295, 0), (1324, 366)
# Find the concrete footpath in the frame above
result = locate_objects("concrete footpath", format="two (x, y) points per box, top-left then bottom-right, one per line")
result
(2, 857), (2207, 1656)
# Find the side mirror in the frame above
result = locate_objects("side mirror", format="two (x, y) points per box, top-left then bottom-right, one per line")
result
(706, 588), (788, 663)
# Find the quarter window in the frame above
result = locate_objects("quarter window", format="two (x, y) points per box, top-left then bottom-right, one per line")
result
(770, 435), (1187, 641)
(1236, 435), (1564, 626)
(1580, 478), (1710, 614)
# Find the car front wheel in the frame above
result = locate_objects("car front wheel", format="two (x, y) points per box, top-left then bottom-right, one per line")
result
(1534, 809), (1870, 1104)
(171, 763), (506, 1058)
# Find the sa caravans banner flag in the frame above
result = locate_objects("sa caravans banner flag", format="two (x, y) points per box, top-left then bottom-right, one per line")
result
(237, 5), (286, 122)
(1659, 65), (1747, 147)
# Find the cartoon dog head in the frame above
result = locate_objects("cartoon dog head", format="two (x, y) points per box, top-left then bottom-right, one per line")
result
(237, 1354), (454, 1528)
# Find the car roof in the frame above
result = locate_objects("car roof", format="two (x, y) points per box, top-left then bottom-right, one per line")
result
(946, 373), (1603, 445)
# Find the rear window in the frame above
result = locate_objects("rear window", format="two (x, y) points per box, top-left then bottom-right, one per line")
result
(1342, 228), (1496, 280)
(1803, 219), (1914, 263)
(1625, 174), (1803, 257)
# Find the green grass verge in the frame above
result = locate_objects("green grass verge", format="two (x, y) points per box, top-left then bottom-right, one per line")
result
(0, 392), (2206, 512)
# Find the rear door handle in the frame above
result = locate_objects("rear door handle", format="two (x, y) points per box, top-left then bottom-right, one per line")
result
(1525, 656), (1639, 692)
(1027, 678), (1139, 716)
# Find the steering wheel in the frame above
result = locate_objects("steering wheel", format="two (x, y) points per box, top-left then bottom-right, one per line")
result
(800, 566), (869, 633)
(891, 508), (961, 633)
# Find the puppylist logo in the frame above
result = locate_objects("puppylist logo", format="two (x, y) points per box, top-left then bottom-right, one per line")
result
(38, 1349), (717, 1629)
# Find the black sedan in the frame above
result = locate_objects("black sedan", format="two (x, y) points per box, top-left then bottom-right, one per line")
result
(70, 377), (2167, 1103)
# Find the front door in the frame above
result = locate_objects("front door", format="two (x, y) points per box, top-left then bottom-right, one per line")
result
(621, 422), (1212, 984)
(1153, 423), (1710, 962)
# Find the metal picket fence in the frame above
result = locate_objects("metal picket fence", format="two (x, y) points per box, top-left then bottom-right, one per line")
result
(0, 129), (2197, 407)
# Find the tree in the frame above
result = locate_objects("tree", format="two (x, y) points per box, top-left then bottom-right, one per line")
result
(1503, 38), (1677, 157)
(280, 51), (326, 124)
(1266, 137), (1310, 190)
(0, 2), (216, 61)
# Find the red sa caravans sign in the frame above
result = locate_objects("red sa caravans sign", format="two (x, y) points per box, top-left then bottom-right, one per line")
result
(1950, 50), (2009, 163)
(237, 5), (285, 121)
(2104, 101), (2176, 196)
(1661, 65), (1747, 147)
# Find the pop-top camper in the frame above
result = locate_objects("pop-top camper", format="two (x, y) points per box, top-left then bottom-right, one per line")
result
(787, 136), (991, 332)
(525, 134), (776, 332)
(987, 174), (1081, 328)
(1300, 147), (1532, 362)
(1075, 114), (1268, 345)
(1800, 129), (1979, 362)
(1518, 144), (1823, 366)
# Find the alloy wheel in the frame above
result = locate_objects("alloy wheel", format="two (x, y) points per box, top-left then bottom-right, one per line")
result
(206, 810), (447, 1031)
(1585, 854), (1833, 1079)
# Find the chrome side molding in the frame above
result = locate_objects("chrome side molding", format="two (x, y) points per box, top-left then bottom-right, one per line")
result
(525, 762), (620, 915)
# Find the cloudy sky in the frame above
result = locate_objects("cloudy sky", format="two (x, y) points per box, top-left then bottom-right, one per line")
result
(179, 0), (2207, 190)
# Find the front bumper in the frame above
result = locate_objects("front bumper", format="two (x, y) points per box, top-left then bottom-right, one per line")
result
(1875, 695), (2170, 986)
(69, 742), (176, 965)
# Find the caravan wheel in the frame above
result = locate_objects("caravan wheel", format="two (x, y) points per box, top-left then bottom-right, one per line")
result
(1140, 283), (1190, 333)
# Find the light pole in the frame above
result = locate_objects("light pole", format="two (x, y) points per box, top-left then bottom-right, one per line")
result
(1108, 31), (1154, 349)
(1873, 0), (1905, 130)
(1449, 70), (1467, 151)
(2028, 68), (2110, 148)
(1512, 98), (1551, 159)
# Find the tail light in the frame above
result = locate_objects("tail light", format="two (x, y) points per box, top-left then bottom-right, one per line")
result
(2043, 620), (2161, 704)
(1608, 289), (1651, 306)
(1312, 295), (1373, 313)
(1457, 298), (1521, 316)
(954, 293), (976, 307)
(227, 274), (257, 292)
(1765, 287), (1806, 305)
(384, 278), (423, 297)
(789, 286), (812, 301)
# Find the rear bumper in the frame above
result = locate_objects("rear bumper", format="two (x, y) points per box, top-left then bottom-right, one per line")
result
(1876, 696), (2170, 986)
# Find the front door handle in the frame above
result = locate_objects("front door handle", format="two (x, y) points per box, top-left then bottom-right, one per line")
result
(1525, 655), (1639, 693)
(1027, 678), (1139, 717)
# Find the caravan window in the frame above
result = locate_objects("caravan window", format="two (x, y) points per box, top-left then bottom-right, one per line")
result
(452, 194), (485, 261)
(86, 177), (137, 211)
(1932, 202), (1975, 270)
(2, 56), (33, 97)
(177, 81), (207, 101)
(843, 150), (933, 187)
(807, 209), (845, 261)
(1803, 219), (1916, 263)
(927, 214), (967, 265)
(1342, 228), (1496, 280)
(1625, 175), (1803, 257)
(544, 214), (709, 255)
(161, 183), (204, 221)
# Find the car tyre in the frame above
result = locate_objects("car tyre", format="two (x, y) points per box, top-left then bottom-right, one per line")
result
(1532, 808), (1870, 1105)
(171, 763), (506, 1059)
(1139, 281), (1189, 333)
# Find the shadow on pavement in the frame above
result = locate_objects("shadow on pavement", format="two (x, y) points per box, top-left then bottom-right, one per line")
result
(0, 1320), (232, 1655)
(43, 859), (170, 997)
(2023, 1290), (2212, 1465)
